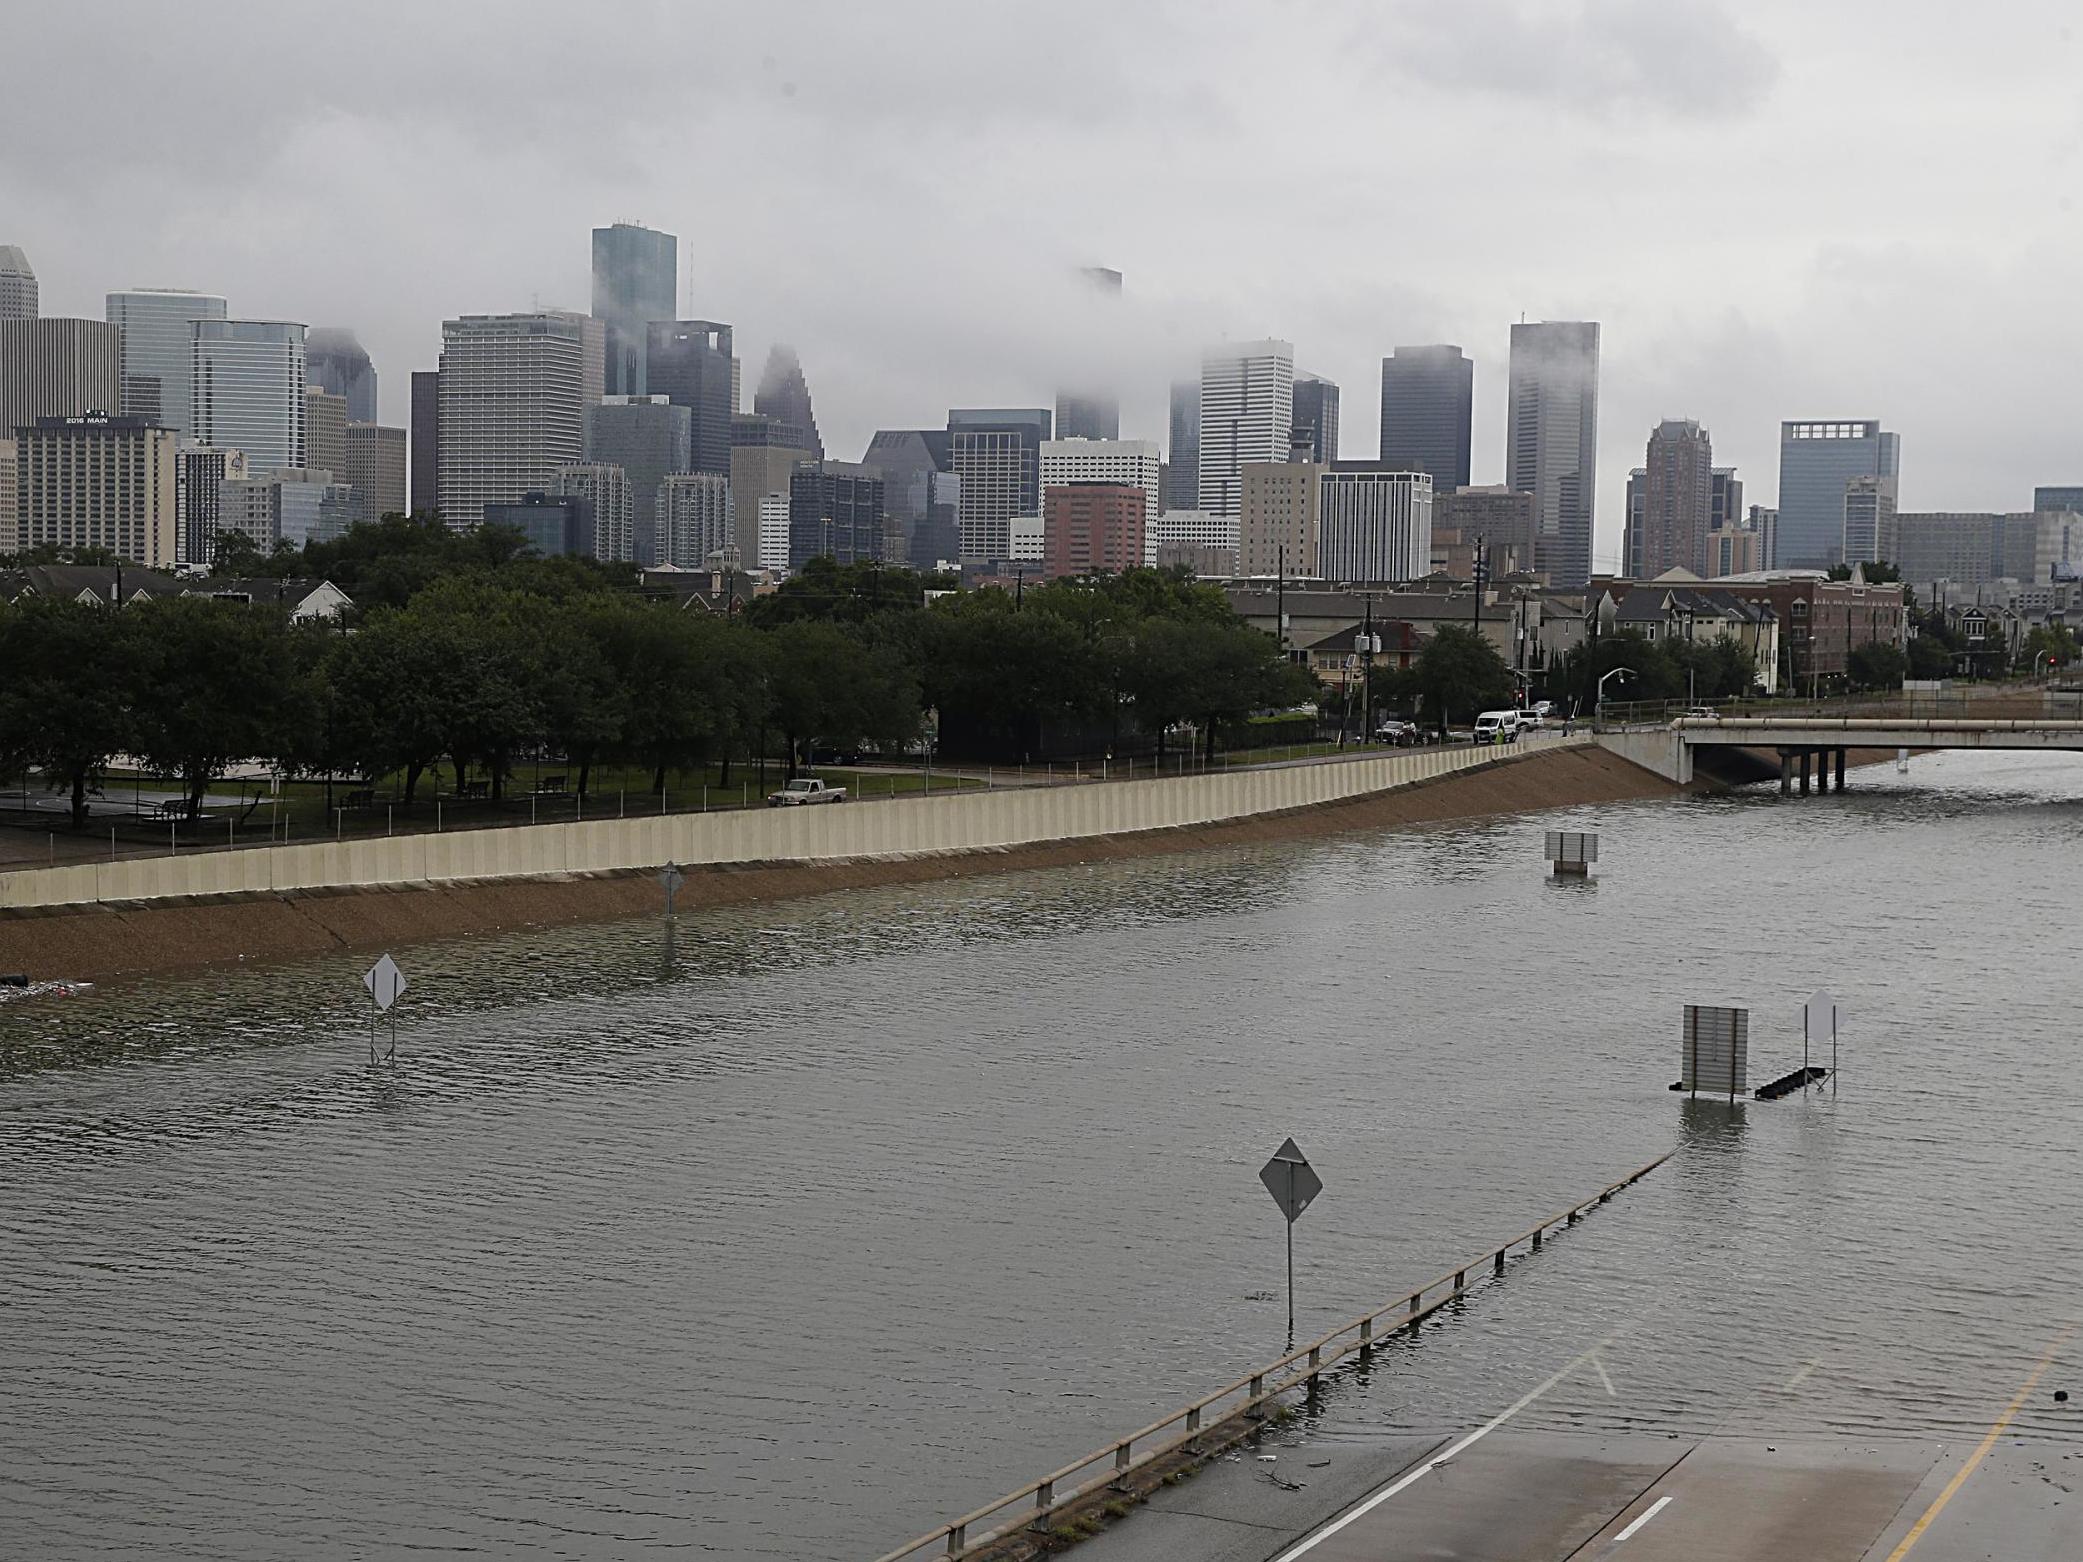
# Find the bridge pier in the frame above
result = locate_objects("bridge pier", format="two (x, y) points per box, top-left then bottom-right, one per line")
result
(1835, 748), (1847, 792)
(1799, 749), (1812, 795)
(1779, 751), (1792, 796)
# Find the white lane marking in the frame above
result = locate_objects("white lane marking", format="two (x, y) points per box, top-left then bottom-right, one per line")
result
(1781, 1359), (1818, 1391)
(1591, 1352), (1617, 1398)
(1609, 1494), (1673, 1546)
(1269, 1333), (1619, 1562)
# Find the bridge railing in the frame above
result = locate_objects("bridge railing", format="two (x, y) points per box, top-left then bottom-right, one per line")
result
(1598, 685), (2078, 732)
(869, 1151), (1672, 1562)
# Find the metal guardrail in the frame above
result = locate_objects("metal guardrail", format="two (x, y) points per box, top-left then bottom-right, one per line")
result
(1597, 686), (2079, 731)
(870, 1150), (1672, 1562)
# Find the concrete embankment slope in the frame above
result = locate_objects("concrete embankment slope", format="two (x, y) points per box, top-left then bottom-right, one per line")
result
(0, 743), (1676, 986)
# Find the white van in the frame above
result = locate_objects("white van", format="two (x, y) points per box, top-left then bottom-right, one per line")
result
(1474, 709), (1521, 745)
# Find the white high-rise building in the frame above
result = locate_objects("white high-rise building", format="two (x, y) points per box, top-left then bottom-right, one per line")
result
(757, 492), (791, 572)
(1319, 467), (1434, 582)
(16, 414), (179, 566)
(105, 289), (229, 439)
(192, 320), (307, 476)
(1197, 339), (1294, 519)
(658, 472), (732, 567)
(951, 428), (1025, 561)
(439, 313), (589, 531)
(0, 247), (37, 323)
(554, 463), (632, 563)
(1039, 438), (1161, 523)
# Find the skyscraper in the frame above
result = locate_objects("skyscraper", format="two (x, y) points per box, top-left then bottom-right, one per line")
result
(1166, 379), (1201, 513)
(586, 395), (692, 564)
(437, 313), (588, 531)
(306, 386), (348, 480)
(305, 327), (378, 423)
(0, 318), (122, 441)
(16, 414), (178, 566)
(1198, 340), (1294, 518)
(554, 462), (632, 563)
(1238, 458), (1323, 577)
(1043, 482), (1144, 578)
(1290, 373), (1340, 464)
(1711, 468), (1744, 535)
(657, 472), (733, 567)
(949, 409), (1051, 561)
(863, 428), (958, 569)
(1379, 345), (1473, 492)
(0, 437), (16, 555)
(1054, 265), (1123, 441)
(1506, 321), (1600, 588)
(0, 247), (35, 322)
(104, 289), (229, 438)
(177, 446), (247, 566)
(1637, 419), (1714, 577)
(409, 369), (439, 516)
(645, 321), (733, 475)
(1039, 438), (1160, 520)
(1776, 420), (1899, 570)
(192, 320), (308, 476)
(732, 413), (815, 560)
(590, 222), (676, 397)
(1434, 487), (1538, 577)
(344, 423), (408, 522)
(788, 461), (884, 569)
(755, 344), (823, 459)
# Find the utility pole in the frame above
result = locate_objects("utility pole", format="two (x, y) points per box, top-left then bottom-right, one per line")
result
(1361, 591), (1376, 737)
(1276, 543), (1286, 661)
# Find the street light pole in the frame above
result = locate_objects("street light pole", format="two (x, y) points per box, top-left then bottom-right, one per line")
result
(1596, 666), (1634, 719)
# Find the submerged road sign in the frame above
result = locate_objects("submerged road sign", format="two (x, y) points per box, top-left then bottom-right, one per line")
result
(362, 953), (406, 1012)
(1260, 1137), (1323, 1342)
(1681, 1004), (1749, 1099)
(661, 861), (685, 917)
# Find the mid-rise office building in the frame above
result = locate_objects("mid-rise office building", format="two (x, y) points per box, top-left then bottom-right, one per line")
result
(1635, 419), (1714, 577)
(758, 492), (791, 572)
(0, 246), (35, 322)
(1318, 465), (1433, 583)
(1290, 373), (1340, 464)
(0, 437), (15, 554)
(1379, 345), (1474, 492)
(1143, 508), (1238, 569)
(591, 222), (676, 397)
(1706, 522), (1763, 578)
(438, 313), (589, 531)
(306, 386), (348, 480)
(1886, 510), (2083, 587)
(1777, 420), (1899, 570)
(1238, 458), (1323, 577)
(1039, 438), (1160, 519)
(221, 469), (356, 550)
(1043, 482), (1144, 578)
(658, 472), (732, 568)
(409, 369), (439, 515)
(305, 327), (378, 423)
(15, 415), (177, 565)
(788, 460), (883, 569)
(177, 446), (248, 566)
(192, 319), (307, 476)
(552, 463), (632, 563)
(1434, 486), (1537, 577)
(105, 289), (228, 437)
(586, 394), (692, 564)
(646, 321), (733, 475)
(1841, 475), (1897, 567)
(1167, 378), (1201, 514)
(755, 344), (823, 458)
(0, 318), (122, 443)
(732, 412), (814, 559)
(485, 491), (593, 558)
(1506, 321), (1600, 587)
(1198, 339), (1294, 518)
(344, 423), (407, 522)
(863, 428), (958, 569)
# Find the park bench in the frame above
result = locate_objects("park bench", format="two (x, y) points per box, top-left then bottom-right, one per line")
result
(536, 774), (569, 795)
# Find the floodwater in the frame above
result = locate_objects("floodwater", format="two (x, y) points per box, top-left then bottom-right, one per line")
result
(3, 749), (2081, 1558)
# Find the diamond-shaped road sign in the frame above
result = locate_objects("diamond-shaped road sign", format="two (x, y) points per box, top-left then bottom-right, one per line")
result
(362, 953), (406, 1012)
(661, 862), (685, 895)
(1259, 1137), (1323, 1224)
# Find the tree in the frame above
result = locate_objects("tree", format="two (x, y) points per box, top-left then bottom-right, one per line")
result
(1416, 624), (1515, 734)
(126, 597), (315, 818)
(1847, 641), (1907, 691)
(762, 620), (919, 775)
(919, 592), (1107, 760)
(0, 597), (137, 828)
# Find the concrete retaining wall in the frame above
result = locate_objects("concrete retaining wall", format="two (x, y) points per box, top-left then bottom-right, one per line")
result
(0, 736), (1588, 913)
(1596, 729), (1693, 784)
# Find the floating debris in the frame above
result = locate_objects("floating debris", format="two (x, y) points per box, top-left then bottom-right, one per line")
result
(0, 979), (93, 1004)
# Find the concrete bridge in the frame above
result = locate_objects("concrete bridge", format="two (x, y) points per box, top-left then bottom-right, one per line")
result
(1599, 712), (2083, 787)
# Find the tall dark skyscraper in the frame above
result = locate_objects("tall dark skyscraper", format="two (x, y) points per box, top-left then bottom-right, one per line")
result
(646, 321), (734, 475)
(1166, 379), (1201, 513)
(410, 369), (439, 516)
(586, 395), (693, 564)
(1636, 419), (1713, 577)
(306, 327), (378, 423)
(755, 344), (823, 459)
(1379, 346), (1473, 492)
(1054, 265), (1123, 441)
(1291, 373), (1340, 463)
(590, 222), (677, 397)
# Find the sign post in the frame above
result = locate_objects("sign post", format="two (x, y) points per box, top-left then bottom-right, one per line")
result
(661, 861), (685, 919)
(361, 953), (406, 1064)
(1806, 990), (1840, 1084)
(1258, 1137), (1324, 1343)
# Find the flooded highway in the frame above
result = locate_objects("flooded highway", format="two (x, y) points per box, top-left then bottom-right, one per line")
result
(4, 748), (2082, 1559)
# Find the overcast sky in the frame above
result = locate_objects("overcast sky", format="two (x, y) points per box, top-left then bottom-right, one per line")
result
(8, 1), (2082, 568)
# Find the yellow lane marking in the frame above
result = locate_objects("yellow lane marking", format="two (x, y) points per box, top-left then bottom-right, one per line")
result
(1883, 1323), (2076, 1561)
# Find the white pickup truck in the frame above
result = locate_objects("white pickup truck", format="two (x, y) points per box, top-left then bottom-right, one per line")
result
(767, 777), (848, 807)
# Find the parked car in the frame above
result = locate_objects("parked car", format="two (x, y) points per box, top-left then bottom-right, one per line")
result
(768, 777), (848, 806)
(1473, 709), (1522, 745)
(1681, 706), (1720, 720)
(1533, 699), (1555, 717)
(1517, 709), (1547, 731)
(1373, 720), (1426, 746)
